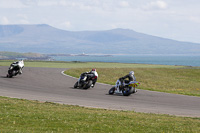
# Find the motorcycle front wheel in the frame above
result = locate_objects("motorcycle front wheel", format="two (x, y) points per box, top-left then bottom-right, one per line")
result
(7, 70), (14, 78)
(74, 81), (78, 88)
(109, 87), (115, 95)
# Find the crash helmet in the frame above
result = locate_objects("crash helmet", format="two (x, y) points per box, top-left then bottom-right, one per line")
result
(129, 71), (134, 76)
(91, 68), (96, 72)
(91, 68), (96, 73)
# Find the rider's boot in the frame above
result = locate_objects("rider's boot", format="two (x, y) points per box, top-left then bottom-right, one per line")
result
(91, 84), (94, 88)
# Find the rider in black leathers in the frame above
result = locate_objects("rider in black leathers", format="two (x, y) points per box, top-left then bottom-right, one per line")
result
(81, 69), (98, 87)
(119, 71), (136, 87)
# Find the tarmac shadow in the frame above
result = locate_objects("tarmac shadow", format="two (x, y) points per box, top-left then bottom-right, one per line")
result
(70, 87), (77, 89)
(0, 76), (8, 78)
(105, 93), (123, 96)
(70, 86), (91, 90)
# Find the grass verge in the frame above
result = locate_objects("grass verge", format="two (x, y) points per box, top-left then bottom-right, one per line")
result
(65, 67), (200, 97)
(1, 96), (200, 133)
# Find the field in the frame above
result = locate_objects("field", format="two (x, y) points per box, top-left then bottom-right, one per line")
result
(1, 96), (200, 133)
(0, 60), (200, 132)
(0, 60), (185, 68)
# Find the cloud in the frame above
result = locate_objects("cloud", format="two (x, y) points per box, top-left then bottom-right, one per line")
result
(143, 0), (168, 11)
(0, 0), (27, 8)
(37, 0), (58, 6)
(61, 21), (71, 29)
(19, 19), (30, 24)
(16, 14), (29, 24)
(17, 14), (28, 19)
(189, 16), (200, 23)
(119, 1), (129, 8)
(20, 0), (38, 6)
(1, 17), (10, 24)
(36, 0), (94, 11)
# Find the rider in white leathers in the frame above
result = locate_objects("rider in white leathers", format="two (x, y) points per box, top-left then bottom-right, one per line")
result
(90, 69), (98, 87)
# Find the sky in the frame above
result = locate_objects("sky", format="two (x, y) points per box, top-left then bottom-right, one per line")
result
(0, 0), (200, 43)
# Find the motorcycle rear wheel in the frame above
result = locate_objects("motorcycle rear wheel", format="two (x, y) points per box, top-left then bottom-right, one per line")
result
(7, 70), (14, 78)
(122, 87), (133, 96)
(132, 87), (137, 93)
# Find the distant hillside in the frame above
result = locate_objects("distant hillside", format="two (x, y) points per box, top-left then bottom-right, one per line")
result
(0, 51), (48, 60)
(0, 24), (200, 54)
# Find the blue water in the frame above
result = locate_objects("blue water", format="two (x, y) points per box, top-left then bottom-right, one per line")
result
(50, 55), (200, 67)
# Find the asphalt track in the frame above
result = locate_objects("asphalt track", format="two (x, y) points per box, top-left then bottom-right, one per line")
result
(0, 66), (200, 117)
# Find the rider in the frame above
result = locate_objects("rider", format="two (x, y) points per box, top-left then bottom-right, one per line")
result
(9, 60), (24, 74)
(90, 68), (98, 87)
(119, 71), (136, 88)
(82, 68), (98, 87)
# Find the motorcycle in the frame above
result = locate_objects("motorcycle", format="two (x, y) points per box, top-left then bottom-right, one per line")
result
(7, 65), (22, 78)
(7, 60), (24, 78)
(74, 73), (97, 89)
(109, 79), (140, 96)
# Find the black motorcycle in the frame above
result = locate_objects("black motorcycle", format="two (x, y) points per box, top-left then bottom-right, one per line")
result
(74, 73), (97, 89)
(7, 65), (22, 78)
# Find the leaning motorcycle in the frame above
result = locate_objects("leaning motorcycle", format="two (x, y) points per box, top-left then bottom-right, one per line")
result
(109, 79), (140, 96)
(7, 65), (22, 78)
(74, 73), (97, 89)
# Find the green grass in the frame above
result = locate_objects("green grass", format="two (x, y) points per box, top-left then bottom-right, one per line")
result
(1, 96), (200, 133)
(0, 60), (186, 68)
(65, 67), (200, 97)
(1, 60), (200, 132)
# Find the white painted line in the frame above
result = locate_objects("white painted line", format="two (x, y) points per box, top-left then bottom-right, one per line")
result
(61, 71), (78, 79)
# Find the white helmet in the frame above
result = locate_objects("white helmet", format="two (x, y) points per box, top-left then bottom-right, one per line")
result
(129, 71), (134, 76)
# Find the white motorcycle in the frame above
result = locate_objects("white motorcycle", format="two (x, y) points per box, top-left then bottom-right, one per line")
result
(109, 79), (140, 96)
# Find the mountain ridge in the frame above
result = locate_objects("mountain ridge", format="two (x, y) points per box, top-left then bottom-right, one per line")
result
(0, 24), (199, 54)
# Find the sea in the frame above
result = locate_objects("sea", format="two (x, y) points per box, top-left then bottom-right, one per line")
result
(50, 55), (200, 67)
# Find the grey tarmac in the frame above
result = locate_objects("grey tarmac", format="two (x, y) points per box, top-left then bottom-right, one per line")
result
(0, 66), (200, 117)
